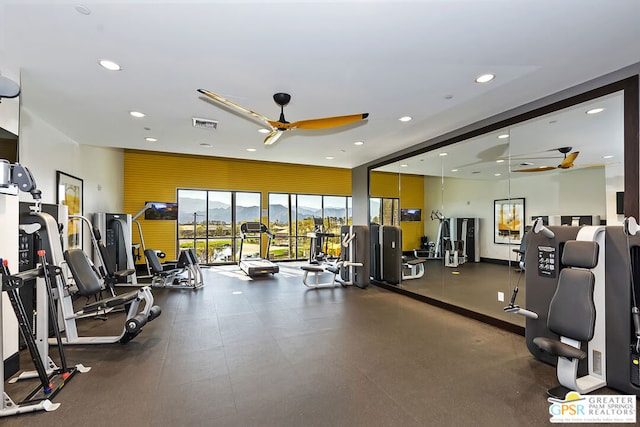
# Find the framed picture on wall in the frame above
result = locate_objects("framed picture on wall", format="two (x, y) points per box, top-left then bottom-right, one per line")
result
(56, 170), (83, 249)
(494, 198), (525, 245)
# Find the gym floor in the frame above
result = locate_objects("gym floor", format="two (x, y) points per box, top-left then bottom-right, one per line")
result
(398, 259), (526, 327)
(2, 263), (619, 426)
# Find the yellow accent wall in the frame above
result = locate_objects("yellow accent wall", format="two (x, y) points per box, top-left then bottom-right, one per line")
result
(400, 174), (424, 251)
(370, 171), (401, 198)
(124, 150), (351, 259)
(369, 171), (424, 251)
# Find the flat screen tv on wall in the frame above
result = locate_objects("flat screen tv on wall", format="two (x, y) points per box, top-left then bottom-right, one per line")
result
(144, 202), (178, 220)
(400, 208), (421, 222)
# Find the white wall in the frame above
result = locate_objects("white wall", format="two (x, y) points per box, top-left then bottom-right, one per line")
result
(18, 107), (124, 248)
(1, 76), (21, 364)
(424, 166), (612, 260)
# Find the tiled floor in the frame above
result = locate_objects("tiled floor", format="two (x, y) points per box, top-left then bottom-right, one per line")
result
(1, 263), (613, 426)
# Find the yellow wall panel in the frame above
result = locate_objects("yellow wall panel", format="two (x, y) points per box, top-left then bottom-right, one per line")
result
(400, 174), (424, 251)
(124, 150), (352, 259)
(370, 171), (401, 198)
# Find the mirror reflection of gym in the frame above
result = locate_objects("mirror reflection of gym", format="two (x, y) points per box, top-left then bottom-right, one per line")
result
(369, 90), (624, 327)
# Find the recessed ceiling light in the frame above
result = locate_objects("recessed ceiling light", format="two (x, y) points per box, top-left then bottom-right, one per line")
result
(325, 156), (335, 160)
(246, 148), (257, 152)
(354, 141), (364, 146)
(129, 111), (145, 118)
(439, 152), (448, 157)
(258, 128), (270, 134)
(475, 73), (495, 83)
(398, 116), (412, 122)
(494, 173), (502, 177)
(200, 143), (212, 148)
(603, 155), (614, 159)
(497, 134), (509, 139)
(586, 107), (604, 115)
(400, 164), (408, 168)
(231, 291), (243, 295)
(496, 159), (505, 163)
(98, 59), (122, 71)
(451, 169), (459, 172)
(74, 5), (91, 15)
(145, 137), (157, 142)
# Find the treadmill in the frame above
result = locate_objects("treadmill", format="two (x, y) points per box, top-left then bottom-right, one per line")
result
(238, 222), (280, 276)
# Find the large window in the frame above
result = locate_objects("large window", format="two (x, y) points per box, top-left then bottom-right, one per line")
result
(269, 193), (352, 260)
(177, 189), (260, 263)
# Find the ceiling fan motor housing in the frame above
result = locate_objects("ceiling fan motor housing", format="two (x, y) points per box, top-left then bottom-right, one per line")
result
(273, 93), (291, 106)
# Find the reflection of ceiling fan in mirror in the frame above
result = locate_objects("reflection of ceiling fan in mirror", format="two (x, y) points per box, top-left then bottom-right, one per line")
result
(197, 89), (369, 146)
(514, 146), (580, 172)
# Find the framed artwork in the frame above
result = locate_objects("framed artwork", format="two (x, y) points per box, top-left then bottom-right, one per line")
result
(56, 171), (83, 249)
(494, 198), (525, 245)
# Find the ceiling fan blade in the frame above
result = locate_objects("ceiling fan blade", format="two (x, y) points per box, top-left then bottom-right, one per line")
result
(514, 166), (557, 172)
(559, 151), (579, 168)
(197, 88), (275, 128)
(289, 113), (369, 130)
(264, 130), (283, 146)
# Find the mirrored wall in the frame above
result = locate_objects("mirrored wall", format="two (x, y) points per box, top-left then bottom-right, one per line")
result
(370, 84), (630, 328)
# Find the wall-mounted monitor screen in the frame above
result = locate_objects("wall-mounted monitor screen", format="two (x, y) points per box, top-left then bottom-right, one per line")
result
(400, 208), (421, 222)
(144, 201), (178, 220)
(616, 191), (624, 215)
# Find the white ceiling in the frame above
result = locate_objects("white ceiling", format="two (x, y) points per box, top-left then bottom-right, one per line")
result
(376, 91), (625, 180)
(1, 0), (639, 169)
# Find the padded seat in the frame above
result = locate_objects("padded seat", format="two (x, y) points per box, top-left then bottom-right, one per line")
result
(533, 239), (601, 395)
(533, 337), (587, 360)
(64, 249), (140, 310)
(82, 290), (139, 313)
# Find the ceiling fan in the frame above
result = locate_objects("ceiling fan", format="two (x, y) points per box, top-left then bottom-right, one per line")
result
(197, 89), (369, 146)
(514, 147), (580, 172)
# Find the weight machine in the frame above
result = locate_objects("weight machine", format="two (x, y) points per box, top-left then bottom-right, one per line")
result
(1, 160), (89, 418)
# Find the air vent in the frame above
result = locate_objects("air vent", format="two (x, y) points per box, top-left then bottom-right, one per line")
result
(192, 117), (218, 130)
